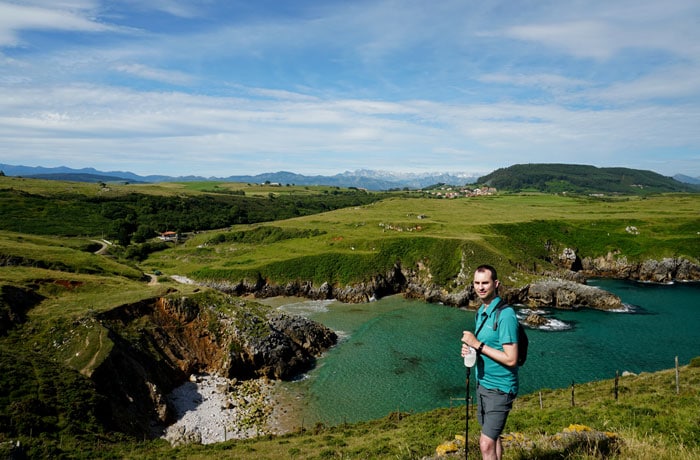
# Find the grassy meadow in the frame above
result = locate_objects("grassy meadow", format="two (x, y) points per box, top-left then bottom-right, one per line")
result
(142, 193), (700, 288)
(64, 361), (700, 459)
(1, 176), (699, 459)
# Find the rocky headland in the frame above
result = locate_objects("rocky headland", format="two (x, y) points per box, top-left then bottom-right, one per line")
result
(200, 255), (700, 311)
(156, 254), (700, 446)
(67, 293), (337, 443)
(4, 253), (697, 447)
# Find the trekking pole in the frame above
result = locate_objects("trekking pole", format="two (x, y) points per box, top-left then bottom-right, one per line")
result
(464, 349), (476, 460)
(465, 366), (470, 460)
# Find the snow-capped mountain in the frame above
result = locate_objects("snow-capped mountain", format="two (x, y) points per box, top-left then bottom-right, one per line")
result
(0, 163), (480, 190)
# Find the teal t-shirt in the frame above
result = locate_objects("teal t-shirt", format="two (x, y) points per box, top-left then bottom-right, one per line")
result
(475, 297), (519, 395)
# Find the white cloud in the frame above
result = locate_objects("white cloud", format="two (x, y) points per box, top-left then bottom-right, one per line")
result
(500, 1), (700, 61)
(479, 73), (590, 91)
(0, 0), (698, 177)
(126, 0), (203, 19)
(590, 65), (700, 103)
(245, 87), (319, 102)
(1, 79), (698, 176)
(0, 1), (113, 47)
(504, 21), (621, 60)
(112, 63), (195, 85)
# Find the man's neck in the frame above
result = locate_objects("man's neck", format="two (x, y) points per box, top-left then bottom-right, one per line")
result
(482, 296), (499, 311)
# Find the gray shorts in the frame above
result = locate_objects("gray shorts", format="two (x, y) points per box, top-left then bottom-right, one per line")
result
(476, 384), (515, 440)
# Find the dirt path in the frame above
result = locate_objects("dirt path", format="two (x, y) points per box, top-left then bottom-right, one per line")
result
(91, 239), (111, 255)
(81, 328), (104, 377)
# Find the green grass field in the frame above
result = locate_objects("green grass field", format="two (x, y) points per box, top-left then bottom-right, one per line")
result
(142, 193), (700, 287)
(1, 177), (699, 459)
(71, 362), (700, 459)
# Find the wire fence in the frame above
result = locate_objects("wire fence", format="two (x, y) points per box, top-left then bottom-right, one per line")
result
(451, 356), (685, 414)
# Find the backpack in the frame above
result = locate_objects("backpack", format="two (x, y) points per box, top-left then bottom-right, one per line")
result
(493, 300), (529, 367)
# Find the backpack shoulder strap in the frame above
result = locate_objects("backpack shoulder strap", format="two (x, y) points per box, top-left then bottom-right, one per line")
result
(492, 298), (510, 331)
(474, 308), (489, 337)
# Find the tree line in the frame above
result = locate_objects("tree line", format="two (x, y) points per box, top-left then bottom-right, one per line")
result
(0, 188), (382, 246)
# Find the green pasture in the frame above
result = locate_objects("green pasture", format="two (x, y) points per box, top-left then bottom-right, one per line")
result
(0, 176), (109, 196)
(0, 175), (231, 197)
(0, 232), (142, 278)
(0, 231), (195, 322)
(1, 180), (699, 459)
(0, 265), (170, 320)
(0, 176), (385, 238)
(142, 193), (700, 287)
(177, 180), (359, 197)
(2, 190), (697, 307)
(0, 175), (376, 198)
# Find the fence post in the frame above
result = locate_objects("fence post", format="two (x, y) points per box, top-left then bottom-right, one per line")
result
(570, 381), (575, 407)
(539, 391), (543, 409)
(614, 370), (619, 400)
(675, 356), (680, 395)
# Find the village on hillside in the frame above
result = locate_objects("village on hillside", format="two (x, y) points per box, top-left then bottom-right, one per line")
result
(422, 185), (497, 199)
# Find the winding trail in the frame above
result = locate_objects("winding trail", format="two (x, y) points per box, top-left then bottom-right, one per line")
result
(80, 328), (104, 377)
(91, 239), (111, 255)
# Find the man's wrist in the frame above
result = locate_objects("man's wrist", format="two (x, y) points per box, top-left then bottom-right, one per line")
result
(478, 342), (486, 354)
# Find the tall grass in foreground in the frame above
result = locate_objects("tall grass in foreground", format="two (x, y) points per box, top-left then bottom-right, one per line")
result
(79, 361), (699, 460)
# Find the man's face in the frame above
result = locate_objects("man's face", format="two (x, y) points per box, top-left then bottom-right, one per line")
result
(473, 270), (498, 303)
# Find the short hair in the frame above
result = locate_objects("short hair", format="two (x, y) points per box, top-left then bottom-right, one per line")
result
(475, 264), (498, 282)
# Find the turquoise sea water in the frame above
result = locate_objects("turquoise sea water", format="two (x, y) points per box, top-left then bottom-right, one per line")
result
(272, 280), (700, 426)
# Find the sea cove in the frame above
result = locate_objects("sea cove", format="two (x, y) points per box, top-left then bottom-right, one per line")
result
(267, 279), (700, 427)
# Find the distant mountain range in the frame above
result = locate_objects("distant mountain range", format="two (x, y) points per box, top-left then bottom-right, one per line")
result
(0, 163), (478, 191)
(0, 163), (698, 192)
(674, 174), (700, 185)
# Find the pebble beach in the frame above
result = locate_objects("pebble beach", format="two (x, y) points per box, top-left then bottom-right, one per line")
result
(162, 374), (292, 446)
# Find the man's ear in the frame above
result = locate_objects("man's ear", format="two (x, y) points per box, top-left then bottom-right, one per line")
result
(495, 280), (500, 289)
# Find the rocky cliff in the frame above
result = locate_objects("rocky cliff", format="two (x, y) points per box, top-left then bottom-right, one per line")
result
(84, 293), (336, 437)
(200, 254), (699, 311)
(581, 253), (700, 282)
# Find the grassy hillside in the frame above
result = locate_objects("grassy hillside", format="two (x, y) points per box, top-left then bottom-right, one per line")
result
(1, 176), (699, 458)
(0, 176), (385, 239)
(477, 164), (697, 194)
(54, 361), (700, 459)
(143, 193), (700, 288)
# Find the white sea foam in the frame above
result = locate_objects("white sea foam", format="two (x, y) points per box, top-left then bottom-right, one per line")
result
(517, 308), (548, 317)
(277, 299), (336, 316)
(334, 330), (351, 342)
(606, 303), (638, 313)
(517, 308), (572, 331)
(536, 318), (572, 332)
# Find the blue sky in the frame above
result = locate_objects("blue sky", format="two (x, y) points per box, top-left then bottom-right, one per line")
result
(1, 0), (699, 178)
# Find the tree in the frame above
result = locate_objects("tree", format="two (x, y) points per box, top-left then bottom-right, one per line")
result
(132, 225), (155, 243)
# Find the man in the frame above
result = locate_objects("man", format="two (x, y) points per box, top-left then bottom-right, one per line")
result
(461, 265), (519, 460)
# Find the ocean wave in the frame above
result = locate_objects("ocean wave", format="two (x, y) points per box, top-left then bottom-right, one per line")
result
(517, 308), (547, 317)
(606, 303), (638, 313)
(334, 330), (351, 342)
(535, 318), (572, 332)
(277, 299), (336, 316)
(636, 279), (675, 285)
(288, 372), (311, 382)
(517, 308), (572, 331)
